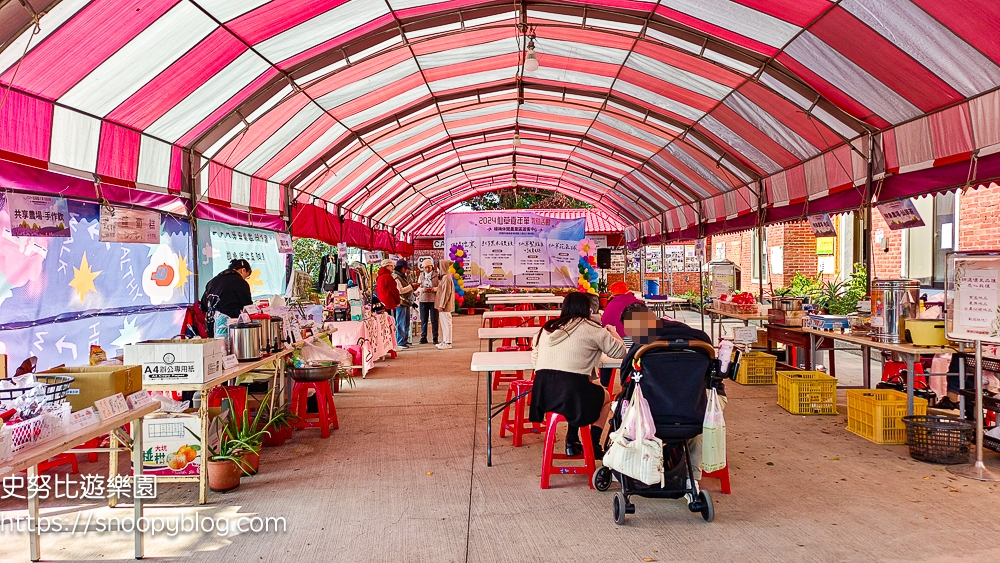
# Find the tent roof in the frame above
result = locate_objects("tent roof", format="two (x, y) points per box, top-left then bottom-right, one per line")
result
(2, 1), (1000, 237)
(414, 207), (625, 237)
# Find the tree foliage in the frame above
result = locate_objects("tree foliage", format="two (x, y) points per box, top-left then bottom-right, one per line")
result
(466, 189), (590, 210)
(292, 238), (331, 279)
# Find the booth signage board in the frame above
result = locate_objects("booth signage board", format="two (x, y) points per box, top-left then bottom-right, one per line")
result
(610, 252), (626, 273)
(196, 219), (285, 298)
(947, 253), (1000, 343)
(734, 326), (757, 344)
(808, 213), (837, 238)
(276, 232), (294, 253)
(877, 199), (925, 230)
(695, 239), (706, 262)
(99, 206), (161, 244)
(432, 239), (445, 249)
(591, 235), (608, 248)
(443, 211), (585, 288)
(6, 193), (70, 237)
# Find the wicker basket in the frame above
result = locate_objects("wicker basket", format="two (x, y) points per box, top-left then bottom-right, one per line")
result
(903, 416), (975, 464)
(0, 374), (75, 404)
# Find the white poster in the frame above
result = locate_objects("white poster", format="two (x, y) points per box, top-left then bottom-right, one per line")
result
(953, 265), (1000, 341)
(480, 237), (516, 284)
(591, 235), (608, 248)
(770, 246), (784, 275)
(515, 238), (549, 286)
(99, 206), (161, 244)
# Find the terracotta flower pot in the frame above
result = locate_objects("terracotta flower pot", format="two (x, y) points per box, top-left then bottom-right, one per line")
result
(207, 459), (242, 492)
(240, 451), (260, 476)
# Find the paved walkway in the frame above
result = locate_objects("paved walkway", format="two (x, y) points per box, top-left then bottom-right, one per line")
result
(3, 313), (1000, 562)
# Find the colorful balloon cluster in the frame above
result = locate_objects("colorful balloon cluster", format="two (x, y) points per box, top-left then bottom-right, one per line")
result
(449, 244), (466, 306)
(577, 238), (599, 294)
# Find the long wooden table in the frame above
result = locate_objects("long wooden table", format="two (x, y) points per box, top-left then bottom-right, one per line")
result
(766, 324), (837, 377)
(1, 402), (159, 561)
(481, 310), (561, 327)
(706, 307), (768, 344)
(142, 331), (333, 504)
(470, 351), (622, 467)
(803, 328), (955, 413)
(478, 327), (539, 351)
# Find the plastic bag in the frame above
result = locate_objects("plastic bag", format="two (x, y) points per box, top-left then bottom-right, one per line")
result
(299, 341), (353, 365)
(701, 388), (727, 473)
(620, 386), (656, 442)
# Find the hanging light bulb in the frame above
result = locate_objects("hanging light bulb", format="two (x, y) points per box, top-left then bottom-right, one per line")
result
(524, 38), (539, 73)
(513, 132), (521, 147)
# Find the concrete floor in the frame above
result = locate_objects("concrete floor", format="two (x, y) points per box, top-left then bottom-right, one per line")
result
(3, 312), (1000, 562)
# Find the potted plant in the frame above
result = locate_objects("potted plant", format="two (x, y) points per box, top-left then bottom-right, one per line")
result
(188, 419), (255, 493)
(228, 391), (274, 475)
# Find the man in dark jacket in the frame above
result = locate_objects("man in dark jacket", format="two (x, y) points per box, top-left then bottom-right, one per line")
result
(201, 259), (254, 325)
(392, 259), (417, 348)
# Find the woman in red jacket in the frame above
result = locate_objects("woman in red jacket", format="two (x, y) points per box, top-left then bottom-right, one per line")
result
(375, 259), (400, 312)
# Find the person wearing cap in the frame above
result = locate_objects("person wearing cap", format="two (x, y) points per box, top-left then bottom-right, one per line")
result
(392, 259), (418, 348)
(598, 280), (642, 387)
(200, 258), (254, 332)
(375, 258), (400, 313)
(416, 259), (440, 344)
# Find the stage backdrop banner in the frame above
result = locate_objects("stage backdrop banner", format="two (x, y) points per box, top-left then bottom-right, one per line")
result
(0, 196), (193, 369)
(444, 211), (585, 288)
(196, 220), (285, 298)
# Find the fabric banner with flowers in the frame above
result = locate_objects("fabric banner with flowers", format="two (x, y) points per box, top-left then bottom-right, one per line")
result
(443, 211), (585, 288)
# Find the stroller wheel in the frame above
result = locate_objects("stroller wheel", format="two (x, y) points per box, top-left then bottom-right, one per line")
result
(593, 467), (613, 491)
(613, 493), (627, 525)
(699, 490), (714, 523)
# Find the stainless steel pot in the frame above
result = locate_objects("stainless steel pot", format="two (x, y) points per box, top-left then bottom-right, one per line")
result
(871, 279), (920, 344)
(289, 363), (339, 382)
(249, 314), (273, 353)
(268, 316), (284, 352)
(773, 297), (804, 311)
(227, 322), (263, 361)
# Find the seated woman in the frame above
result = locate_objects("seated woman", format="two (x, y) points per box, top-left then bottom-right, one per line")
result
(529, 292), (627, 458)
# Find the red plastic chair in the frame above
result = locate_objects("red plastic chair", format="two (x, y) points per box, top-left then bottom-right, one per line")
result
(540, 412), (596, 489)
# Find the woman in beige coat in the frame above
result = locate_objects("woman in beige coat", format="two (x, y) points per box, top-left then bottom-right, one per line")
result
(434, 259), (456, 349)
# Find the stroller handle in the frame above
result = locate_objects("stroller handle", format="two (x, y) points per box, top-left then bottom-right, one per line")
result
(634, 339), (716, 359)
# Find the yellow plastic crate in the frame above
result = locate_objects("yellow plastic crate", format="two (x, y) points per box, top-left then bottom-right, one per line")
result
(846, 389), (928, 444)
(777, 371), (838, 415)
(735, 352), (778, 385)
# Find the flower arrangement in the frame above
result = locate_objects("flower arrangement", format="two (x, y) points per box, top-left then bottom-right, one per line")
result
(449, 244), (466, 307)
(577, 238), (598, 294)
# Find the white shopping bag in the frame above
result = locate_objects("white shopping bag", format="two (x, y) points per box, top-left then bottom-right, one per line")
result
(701, 389), (727, 473)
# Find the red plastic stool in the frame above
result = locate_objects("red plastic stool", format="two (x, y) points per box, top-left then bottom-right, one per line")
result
(290, 380), (339, 438)
(882, 360), (927, 387)
(540, 412), (596, 489)
(493, 345), (528, 390)
(499, 380), (544, 446)
(702, 465), (731, 494)
(208, 386), (248, 423)
(37, 454), (79, 474)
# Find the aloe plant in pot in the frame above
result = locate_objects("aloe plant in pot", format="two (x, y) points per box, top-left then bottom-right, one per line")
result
(188, 418), (257, 493)
(226, 389), (275, 476)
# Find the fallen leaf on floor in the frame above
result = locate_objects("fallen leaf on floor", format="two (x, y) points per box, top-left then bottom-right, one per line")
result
(830, 457), (840, 461)
(427, 472), (434, 475)
(949, 487), (959, 493)
(766, 462), (774, 466)
(643, 559), (657, 562)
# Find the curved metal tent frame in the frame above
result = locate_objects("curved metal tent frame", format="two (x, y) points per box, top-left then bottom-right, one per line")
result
(2, 0), (1000, 243)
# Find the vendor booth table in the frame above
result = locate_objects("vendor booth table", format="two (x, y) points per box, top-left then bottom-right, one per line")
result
(803, 328), (954, 413)
(706, 307), (768, 344)
(1, 402), (159, 561)
(478, 327), (539, 351)
(326, 313), (396, 377)
(766, 325), (837, 378)
(470, 351), (621, 467)
(147, 332), (331, 504)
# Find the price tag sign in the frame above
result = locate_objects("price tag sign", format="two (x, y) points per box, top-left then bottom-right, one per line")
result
(94, 393), (129, 420)
(734, 326), (758, 345)
(222, 354), (240, 370)
(243, 304), (261, 315)
(66, 408), (100, 432)
(126, 390), (154, 410)
(276, 232), (294, 254)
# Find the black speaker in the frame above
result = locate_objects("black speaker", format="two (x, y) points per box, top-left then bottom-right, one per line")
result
(597, 248), (612, 269)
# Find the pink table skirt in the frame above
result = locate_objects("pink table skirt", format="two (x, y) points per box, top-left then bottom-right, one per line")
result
(326, 313), (396, 370)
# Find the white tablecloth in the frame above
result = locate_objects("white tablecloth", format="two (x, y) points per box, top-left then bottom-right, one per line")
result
(325, 313), (396, 371)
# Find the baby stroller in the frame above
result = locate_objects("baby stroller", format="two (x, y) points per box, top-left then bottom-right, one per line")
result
(593, 338), (727, 524)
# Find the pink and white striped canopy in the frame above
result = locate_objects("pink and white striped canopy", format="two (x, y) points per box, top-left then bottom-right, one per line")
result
(2, 0), (1000, 237)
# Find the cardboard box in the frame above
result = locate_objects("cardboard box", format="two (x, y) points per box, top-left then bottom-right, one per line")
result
(134, 411), (223, 476)
(39, 366), (142, 412)
(124, 339), (225, 385)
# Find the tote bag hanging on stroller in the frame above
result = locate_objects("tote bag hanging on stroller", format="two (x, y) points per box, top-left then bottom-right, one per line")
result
(603, 382), (665, 487)
(701, 388), (726, 473)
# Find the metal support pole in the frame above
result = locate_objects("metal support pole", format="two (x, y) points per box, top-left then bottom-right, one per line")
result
(948, 340), (1000, 481)
(861, 133), (875, 292)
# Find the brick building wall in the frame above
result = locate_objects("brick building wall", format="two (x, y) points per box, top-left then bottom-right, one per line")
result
(870, 206), (904, 279)
(958, 184), (1000, 251)
(705, 222), (822, 294)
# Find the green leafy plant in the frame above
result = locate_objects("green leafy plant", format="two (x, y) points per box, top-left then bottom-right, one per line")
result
(787, 272), (823, 299)
(812, 264), (867, 315)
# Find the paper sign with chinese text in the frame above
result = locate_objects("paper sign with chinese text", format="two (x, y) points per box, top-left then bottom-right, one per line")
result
(276, 232), (293, 253)
(99, 206), (161, 243)
(807, 214), (837, 238)
(877, 199), (925, 230)
(947, 254), (1000, 343)
(7, 193), (70, 237)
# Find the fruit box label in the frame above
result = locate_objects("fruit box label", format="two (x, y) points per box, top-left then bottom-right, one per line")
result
(135, 414), (218, 476)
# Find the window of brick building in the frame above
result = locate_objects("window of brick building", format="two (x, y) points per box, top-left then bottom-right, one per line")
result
(751, 230), (768, 282)
(904, 193), (956, 288)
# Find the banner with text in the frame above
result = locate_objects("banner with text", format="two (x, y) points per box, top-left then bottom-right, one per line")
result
(196, 220), (285, 298)
(443, 211), (586, 288)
